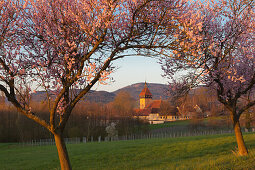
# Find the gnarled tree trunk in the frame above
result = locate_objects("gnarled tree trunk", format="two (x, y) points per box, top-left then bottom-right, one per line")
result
(230, 109), (249, 156)
(54, 133), (72, 170)
(233, 119), (248, 156)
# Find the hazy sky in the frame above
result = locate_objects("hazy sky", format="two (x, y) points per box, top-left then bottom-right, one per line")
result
(92, 56), (169, 92)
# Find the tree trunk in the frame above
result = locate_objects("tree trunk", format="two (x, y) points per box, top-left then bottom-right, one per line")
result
(233, 119), (248, 156)
(54, 133), (72, 170)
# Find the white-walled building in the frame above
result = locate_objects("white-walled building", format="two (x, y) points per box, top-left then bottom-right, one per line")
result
(134, 82), (190, 124)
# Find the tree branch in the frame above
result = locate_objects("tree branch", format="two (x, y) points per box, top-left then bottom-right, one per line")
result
(0, 84), (51, 132)
(238, 100), (255, 117)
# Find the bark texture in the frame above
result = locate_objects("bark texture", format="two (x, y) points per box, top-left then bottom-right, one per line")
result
(233, 120), (248, 156)
(54, 133), (72, 170)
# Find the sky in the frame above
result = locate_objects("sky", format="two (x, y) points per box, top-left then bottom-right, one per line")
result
(92, 56), (169, 92)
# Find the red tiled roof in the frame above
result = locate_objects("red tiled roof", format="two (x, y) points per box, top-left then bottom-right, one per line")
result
(145, 100), (162, 113)
(139, 82), (152, 97)
(134, 108), (151, 116)
(135, 100), (162, 115)
(145, 100), (161, 109)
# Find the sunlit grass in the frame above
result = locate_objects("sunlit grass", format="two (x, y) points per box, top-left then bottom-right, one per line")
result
(1, 133), (255, 169)
(148, 120), (191, 130)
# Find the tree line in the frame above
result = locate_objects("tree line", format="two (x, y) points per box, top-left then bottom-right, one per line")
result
(0, 91), (150, 143)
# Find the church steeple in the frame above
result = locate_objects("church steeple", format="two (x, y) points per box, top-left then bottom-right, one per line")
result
(139, 82), (152, 99)
(139, 82), (152, 109)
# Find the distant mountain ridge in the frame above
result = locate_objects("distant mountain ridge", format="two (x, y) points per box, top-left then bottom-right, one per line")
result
(113, 82), (169, 100)
(30, 83), (170, 103)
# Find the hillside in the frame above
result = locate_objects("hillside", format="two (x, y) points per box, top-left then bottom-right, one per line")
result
(29, 82), (170, 103)
(30, 90), (116, 103)
(113, 82), (169, 100)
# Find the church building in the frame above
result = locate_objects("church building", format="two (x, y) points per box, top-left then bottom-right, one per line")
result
(139, 82), (153, 109)
(134, 82), (181, 124)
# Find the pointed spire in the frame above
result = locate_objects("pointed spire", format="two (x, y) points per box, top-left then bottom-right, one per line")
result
(139, 82), (152, 98)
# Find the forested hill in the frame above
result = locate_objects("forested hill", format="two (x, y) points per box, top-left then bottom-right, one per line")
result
(113, 83), (169, 100)
(29, 83), (170, 103)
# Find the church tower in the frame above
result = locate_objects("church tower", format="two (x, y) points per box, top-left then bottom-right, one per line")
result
(139, 82), (152, 109)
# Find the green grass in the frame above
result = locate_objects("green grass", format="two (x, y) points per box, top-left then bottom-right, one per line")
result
(1, 133), (255, 170)
(148, 120), (191, 130)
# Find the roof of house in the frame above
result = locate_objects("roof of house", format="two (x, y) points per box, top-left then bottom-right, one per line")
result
(135, 100), (162, 115)
(146, 100), (161, 113)
(145, 100), (161, 109)
(139, 82), (152, 98)
(134, 108), (151, 116)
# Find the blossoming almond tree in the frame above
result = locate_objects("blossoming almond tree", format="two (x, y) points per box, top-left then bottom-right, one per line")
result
(161, 0), (255, 156)
(1, 0), (190, 169)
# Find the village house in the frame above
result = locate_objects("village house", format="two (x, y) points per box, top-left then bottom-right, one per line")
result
(134, 82), (190, 124)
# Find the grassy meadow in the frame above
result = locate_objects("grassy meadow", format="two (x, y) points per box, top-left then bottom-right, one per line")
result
(148, 120), (191, 130)
(1, 133), (255, 170)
